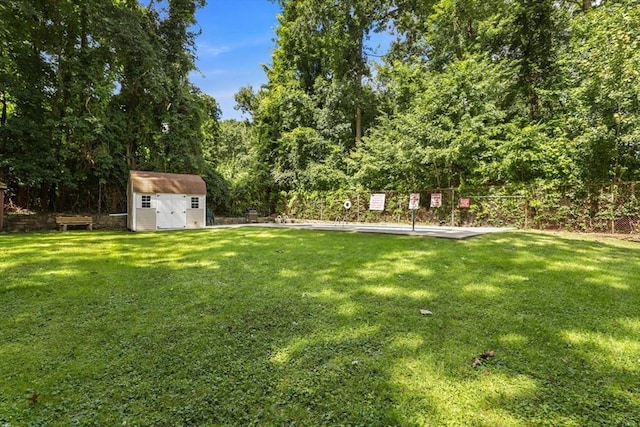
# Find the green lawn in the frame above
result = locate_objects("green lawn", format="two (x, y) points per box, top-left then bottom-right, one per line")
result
(1, 228), (639, 426)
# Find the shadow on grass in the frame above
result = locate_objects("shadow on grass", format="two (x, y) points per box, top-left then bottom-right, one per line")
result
(0, 229), (639, 425)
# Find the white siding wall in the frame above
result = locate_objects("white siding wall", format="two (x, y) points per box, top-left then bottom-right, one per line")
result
(136, 209), (156, 231)
(130, 192), (205, 231)
(186, 195), (205, 229)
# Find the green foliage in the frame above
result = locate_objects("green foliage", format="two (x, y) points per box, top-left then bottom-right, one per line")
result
(354, 54), (513, 190)
(507, 0), (563, 120)
(0, 0), (216, 213)
(3, 0), (640, 221)
(562, 0), (640, 183)
(227, 0), (639, 219)
(243, 0), (386, 204)
(491, 123), (578, 184)
(207, 119), (266, 215)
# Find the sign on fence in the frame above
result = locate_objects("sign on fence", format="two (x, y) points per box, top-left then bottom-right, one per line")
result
(459, 198), (470, 208)
(369, 193), (386, 211)
(409, 193), (420, 210)
(430, 193), (442, 208)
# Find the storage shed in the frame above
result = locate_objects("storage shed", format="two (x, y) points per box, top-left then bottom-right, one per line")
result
(127, 171), (206, 231)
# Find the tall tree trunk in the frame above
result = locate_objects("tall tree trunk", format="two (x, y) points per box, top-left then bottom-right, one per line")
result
(40, 182), (50, 212)
(0, 90), (6, 156)
(355, 106), (362, 145)
(0, 90), (6, 126)
(354, 27), (364, 146)
(17, 186), (29, 210)
(582, 0), (591, 12)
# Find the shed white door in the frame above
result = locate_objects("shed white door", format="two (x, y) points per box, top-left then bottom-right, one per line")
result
(156, 194), (187, 229)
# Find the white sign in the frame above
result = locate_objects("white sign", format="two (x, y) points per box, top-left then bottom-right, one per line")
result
(409, 193), (420, 210)
(369, 193), (386, 211)
(430, 193), (442, 208)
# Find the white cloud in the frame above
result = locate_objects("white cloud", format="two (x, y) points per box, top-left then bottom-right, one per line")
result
(197, 35), (273, 58)
(198, 43), (231, 56)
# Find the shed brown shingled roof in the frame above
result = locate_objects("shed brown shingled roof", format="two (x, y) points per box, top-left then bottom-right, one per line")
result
(129, 171), (206, 194)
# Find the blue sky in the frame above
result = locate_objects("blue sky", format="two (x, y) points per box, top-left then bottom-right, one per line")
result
(189, 0), (282, 120)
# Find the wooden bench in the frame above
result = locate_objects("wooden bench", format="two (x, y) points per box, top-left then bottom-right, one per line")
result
(56, 215), (94, 231)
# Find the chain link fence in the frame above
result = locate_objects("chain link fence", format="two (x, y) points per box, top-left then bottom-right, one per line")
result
(280, 182), (640, 234)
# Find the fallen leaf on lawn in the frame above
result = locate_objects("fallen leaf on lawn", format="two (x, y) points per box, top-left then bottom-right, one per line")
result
(27, 392), (39, 404)
(480, 350), (495, 359)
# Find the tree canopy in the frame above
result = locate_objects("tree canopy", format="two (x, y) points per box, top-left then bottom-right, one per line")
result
(0, 0), (217, 212)
(228, 0), (639, 215)
(1, 0), (639, 216)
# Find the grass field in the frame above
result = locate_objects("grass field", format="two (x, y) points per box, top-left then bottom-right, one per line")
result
(1, 228), (639, 426)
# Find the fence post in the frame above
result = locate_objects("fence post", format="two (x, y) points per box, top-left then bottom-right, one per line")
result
(451, 188), (455, 226)
(611, 183), (616, 234)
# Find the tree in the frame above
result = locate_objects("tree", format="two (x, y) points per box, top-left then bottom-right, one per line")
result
(353, 55), (513, 190)
(563, 0), (640, 183)
(507, 0), (563, 121)
(245, 0), (391, 206)
(0, 0), (216, 213)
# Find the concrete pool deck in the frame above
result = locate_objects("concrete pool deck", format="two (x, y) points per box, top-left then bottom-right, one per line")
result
(210, 222), (513, 240)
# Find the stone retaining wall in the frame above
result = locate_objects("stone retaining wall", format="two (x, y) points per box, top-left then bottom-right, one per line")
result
(213, 216), (270, 225)
(3, 213), (127, 233)
(1, 213), (276, 232)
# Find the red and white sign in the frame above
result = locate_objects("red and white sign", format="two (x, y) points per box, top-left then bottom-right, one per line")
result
(409, 193), (420, 210)
(369, 193), (386, 211)
(430, 193), (442, 208)
(459, 198), (470, 208)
